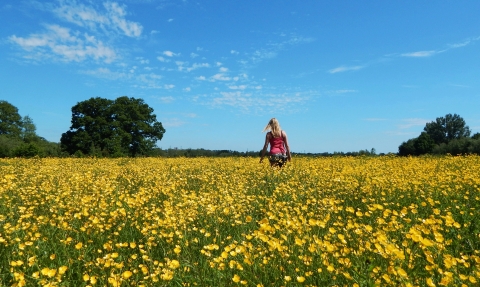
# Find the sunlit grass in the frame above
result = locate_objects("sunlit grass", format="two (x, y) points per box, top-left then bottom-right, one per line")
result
(1, 156), (479, 286)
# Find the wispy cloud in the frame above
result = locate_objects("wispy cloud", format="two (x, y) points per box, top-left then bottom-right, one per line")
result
(82, 67), (173, 89)
(210, 73), (231, 82)
(53, 1), (143, 37)
(9, 1), (143, 63)
(157, 56), (170, 62)
(397, 118), (429, 129)
(159, 96), (174, 103)
(228, 85), (247, 90)
(328, 89), (358, 94)
(9, 24), (117, 62)
(207, 90), (312, 113)
(163, 50), (179, 57)
(82, 67), (128, 80)
(401, 36), (480, 58)
(162, 118), (185, 127)
(401, 50), (437, 57)
(328, 65), (364, 74)
(241, 33), (315, 67)
(177, 62), (210, 72)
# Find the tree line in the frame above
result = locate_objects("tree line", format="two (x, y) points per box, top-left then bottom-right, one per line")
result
(1, 98), (478, 158)
(398, 113), (480, 156)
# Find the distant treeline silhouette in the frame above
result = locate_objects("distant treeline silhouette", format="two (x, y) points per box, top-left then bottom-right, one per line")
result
(2, 99), (479, 158)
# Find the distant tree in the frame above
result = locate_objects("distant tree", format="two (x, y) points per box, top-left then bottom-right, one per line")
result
(20, 115), (37, 142)
(413, 132), (435, 155)
(0, 100), (23, 137)
(472, 132), (480, 140)
(61, 96), (166, 157)
(13, 143), (42, 158)
(424, 113), (470, 145)
(398, 138), (417, 156)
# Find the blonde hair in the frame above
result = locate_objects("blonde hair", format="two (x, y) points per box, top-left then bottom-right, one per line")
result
(263, 118), (282, 138)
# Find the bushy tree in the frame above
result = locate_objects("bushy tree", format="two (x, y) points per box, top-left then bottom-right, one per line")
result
(61, 96), (165, 157)
(424, 113), (470, 145)
(399, 113), (474, 156)
(0, 100), (23, 137)
(413, 132), (435, 155)
(398, 138), (417, 156)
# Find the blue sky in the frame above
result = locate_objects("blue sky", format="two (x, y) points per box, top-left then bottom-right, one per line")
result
(1, 0), (479, 154)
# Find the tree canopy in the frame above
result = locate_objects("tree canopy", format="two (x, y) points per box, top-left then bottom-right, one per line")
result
(0, 100), (23, 137)
(0, 101), (61, 158)
(423, 113), (470, 145)
(398, 113), (478, 156)
(61, 96), (165, 157)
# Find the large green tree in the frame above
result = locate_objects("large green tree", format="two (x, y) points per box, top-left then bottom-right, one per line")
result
(424, 113), (470, 145)
(0, 100), (23, 137)
(61, 96), (166, 157)
(399, 113), (474, 156)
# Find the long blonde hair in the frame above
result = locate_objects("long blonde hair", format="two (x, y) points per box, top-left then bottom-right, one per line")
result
(263, 118), (282, 138)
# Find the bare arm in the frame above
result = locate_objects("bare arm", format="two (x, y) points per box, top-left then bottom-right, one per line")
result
(283, 131), (292, 161)
(259, 132), (271, 163)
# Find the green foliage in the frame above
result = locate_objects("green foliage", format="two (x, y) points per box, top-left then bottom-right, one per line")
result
(20, 115), (37, 142)
(424, 113), (470, 145)
(399, 113), (475, 156)
(432, 138), (480, 155)
(0, 135), (23, 157)
(61, 96), (165, 157)
(413, 132), (435, 155)
(13, 143), (42, 158)
(398, 138), (417, 156)
(0, 100), (23, 137)
(0, 102), (62, 158)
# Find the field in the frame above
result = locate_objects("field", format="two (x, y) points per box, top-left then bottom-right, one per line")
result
(0, 156), (479, 286)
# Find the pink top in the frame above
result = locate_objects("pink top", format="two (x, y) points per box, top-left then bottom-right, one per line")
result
(269, 131), (285, 154)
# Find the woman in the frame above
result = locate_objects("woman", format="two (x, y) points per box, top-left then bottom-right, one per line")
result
(260, 118), (291, 167)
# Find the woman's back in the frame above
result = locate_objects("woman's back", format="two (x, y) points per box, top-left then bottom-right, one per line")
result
(269, 132), (285, 154)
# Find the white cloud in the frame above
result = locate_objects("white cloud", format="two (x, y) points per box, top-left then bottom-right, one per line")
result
(230, 50), (239, 55)
(196, 76), (206, 81)
(210, 91), (310, 112)
(168, 18), (174, 22)
(328, 65), (364, 74)
(136, 57), (149, 64)
(164, 84), (175, 89)
(157, 56), (170, 62)
(183, 87), (191, 92)
(81, 67), (128, 80)
(190, 52), (199, 58)
(219, 67), (228, 72)
(397, 118), (429, 129)
(150, 30), (159, 34)
(159, 96), (174, 103)
(401, 50), (437, 57)
(228, 85), (247, 90)
(53, 1), (142, 37)
(175, 61), (185, 71)
(328, 89), (358, 94)
(186, 63), (210, 72)
(162, 118), (185, 127)
(163, 50), (178, 57)
(9, 24), (116, 63)
(135, 73), (163, 89)
(210, 73), (231, 81)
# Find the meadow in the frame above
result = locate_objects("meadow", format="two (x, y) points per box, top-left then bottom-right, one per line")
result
(0, 156), (479, 286)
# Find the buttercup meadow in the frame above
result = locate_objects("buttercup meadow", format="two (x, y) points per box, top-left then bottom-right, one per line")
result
(1, 156), (479, 286)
